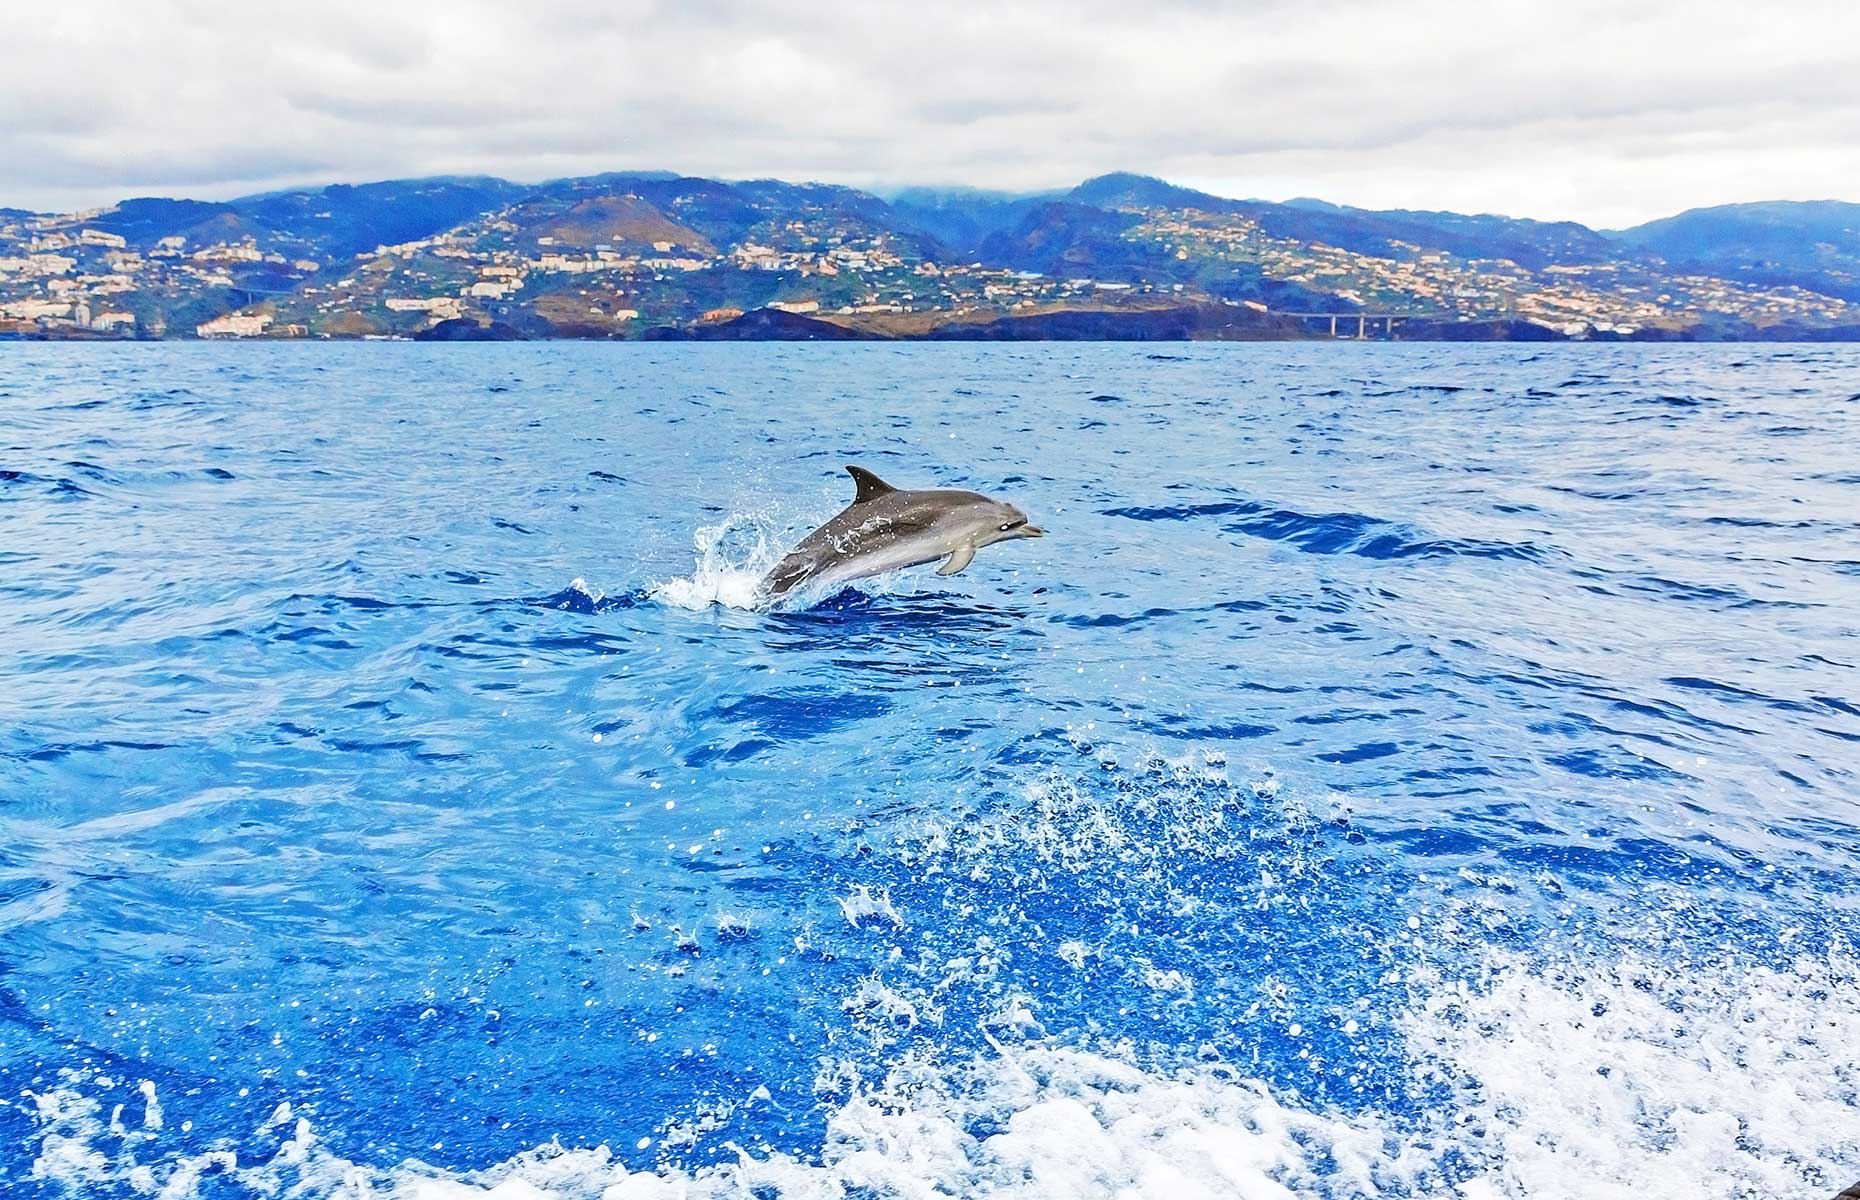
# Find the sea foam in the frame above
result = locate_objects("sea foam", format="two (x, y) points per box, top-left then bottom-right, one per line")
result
(22, 944), (1858, 1199)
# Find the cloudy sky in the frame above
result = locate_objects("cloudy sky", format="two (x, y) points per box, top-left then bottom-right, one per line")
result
(4, 0), (1857, 227)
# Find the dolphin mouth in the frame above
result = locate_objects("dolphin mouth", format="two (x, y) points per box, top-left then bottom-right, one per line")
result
(1020, 525), (1045, 538)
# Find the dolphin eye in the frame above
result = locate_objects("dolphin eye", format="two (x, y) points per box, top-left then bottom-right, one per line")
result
(999, 522), (1014, 532)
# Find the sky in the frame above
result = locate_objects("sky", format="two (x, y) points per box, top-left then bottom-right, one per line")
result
(3, 0), (1857, 227)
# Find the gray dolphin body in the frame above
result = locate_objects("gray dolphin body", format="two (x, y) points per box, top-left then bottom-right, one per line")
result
(759, 466), (1043, 597)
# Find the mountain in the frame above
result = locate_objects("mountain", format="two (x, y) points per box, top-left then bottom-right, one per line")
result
(233, 178), (528, 258)
(76, 180), (528, 259)
(1267, 199), (1617, 270)
(976, 202), (1149, 276)
(86, 197), (244, 244)
(1068, 172), (1238, 213)
(3, 170), (1856, 341)
(1609, 201), (1860, 301)
(1066, 174), (1615, 270)
(501, 192), (714, 253)
(885, 187), (1051, 256)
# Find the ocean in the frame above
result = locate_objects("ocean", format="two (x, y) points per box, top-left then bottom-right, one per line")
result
(1, 342), (1856, 1198)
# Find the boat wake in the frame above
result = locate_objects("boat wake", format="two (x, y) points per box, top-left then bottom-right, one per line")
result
(21, 942), (1857, 1198)
(16, 741), (1858, 1200)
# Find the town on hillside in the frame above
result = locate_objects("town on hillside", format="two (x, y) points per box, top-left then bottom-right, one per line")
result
(2, 174), (1855, 341)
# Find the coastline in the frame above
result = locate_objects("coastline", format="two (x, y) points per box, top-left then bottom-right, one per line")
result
(9, 305), (1860, 343)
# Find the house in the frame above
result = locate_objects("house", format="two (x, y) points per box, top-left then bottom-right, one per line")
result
(196, 312), (272, 338)
(537, 254), (597, 273)
(192, 242), (264, 263)
(386, 297), (463, 320)
(1, 298), (71, 320)
(733, 244), (781, 270)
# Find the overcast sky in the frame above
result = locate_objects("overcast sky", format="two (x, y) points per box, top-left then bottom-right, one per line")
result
(4, 0), (1857, 227)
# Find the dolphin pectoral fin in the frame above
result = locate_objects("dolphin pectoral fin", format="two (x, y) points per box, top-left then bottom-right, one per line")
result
(936, 544), (976, 577)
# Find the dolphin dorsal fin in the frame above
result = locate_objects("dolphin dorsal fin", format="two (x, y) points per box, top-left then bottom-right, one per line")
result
(846, 465), (897, 504)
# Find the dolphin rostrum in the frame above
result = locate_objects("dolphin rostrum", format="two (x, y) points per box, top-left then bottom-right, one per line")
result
(759, 465), (1043, 597)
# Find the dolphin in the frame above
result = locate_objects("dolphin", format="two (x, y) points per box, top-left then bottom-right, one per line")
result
(758, 465), (1043, 597)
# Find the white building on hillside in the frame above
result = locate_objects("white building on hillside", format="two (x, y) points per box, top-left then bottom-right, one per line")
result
(197, 312), (272, 338)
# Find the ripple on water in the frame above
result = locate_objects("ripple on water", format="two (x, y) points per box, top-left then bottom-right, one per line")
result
(1, 343), (1857, 1199)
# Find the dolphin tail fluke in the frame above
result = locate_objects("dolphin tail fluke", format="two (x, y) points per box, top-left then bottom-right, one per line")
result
(846, 465), (898, 504)
(936, 544), (976, 577)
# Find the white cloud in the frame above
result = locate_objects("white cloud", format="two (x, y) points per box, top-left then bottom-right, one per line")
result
(2, 0), (1857, 225)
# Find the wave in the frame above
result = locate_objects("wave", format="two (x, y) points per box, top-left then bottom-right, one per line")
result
(20, 942), (1856, 1198)
(536, 578), (642, 614)
(1105, 497), (1548, 562)
(0, 468), (97, 501)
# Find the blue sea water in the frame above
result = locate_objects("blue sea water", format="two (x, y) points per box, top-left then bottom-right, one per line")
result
(1, 342), (1857, 1199)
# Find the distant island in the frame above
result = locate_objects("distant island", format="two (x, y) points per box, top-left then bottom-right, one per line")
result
(4, 171), (1858, 342)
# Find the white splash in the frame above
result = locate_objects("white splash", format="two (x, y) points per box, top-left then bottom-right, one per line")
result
(1405, 944), (1860, 1200)
(836, 883), (905, 930)
(22, 946), (1858, 1199)
(138, 1079), (162, 1130)
(647, 514), (786, 611)
(645, 508), (946, 613)
(561, 576), (604, 605)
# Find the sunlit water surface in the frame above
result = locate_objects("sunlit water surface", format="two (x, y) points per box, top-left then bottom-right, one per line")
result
(2, 342), (1857, 1198)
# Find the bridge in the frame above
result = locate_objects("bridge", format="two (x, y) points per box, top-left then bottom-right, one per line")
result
(1273, 311), (1440, 339)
